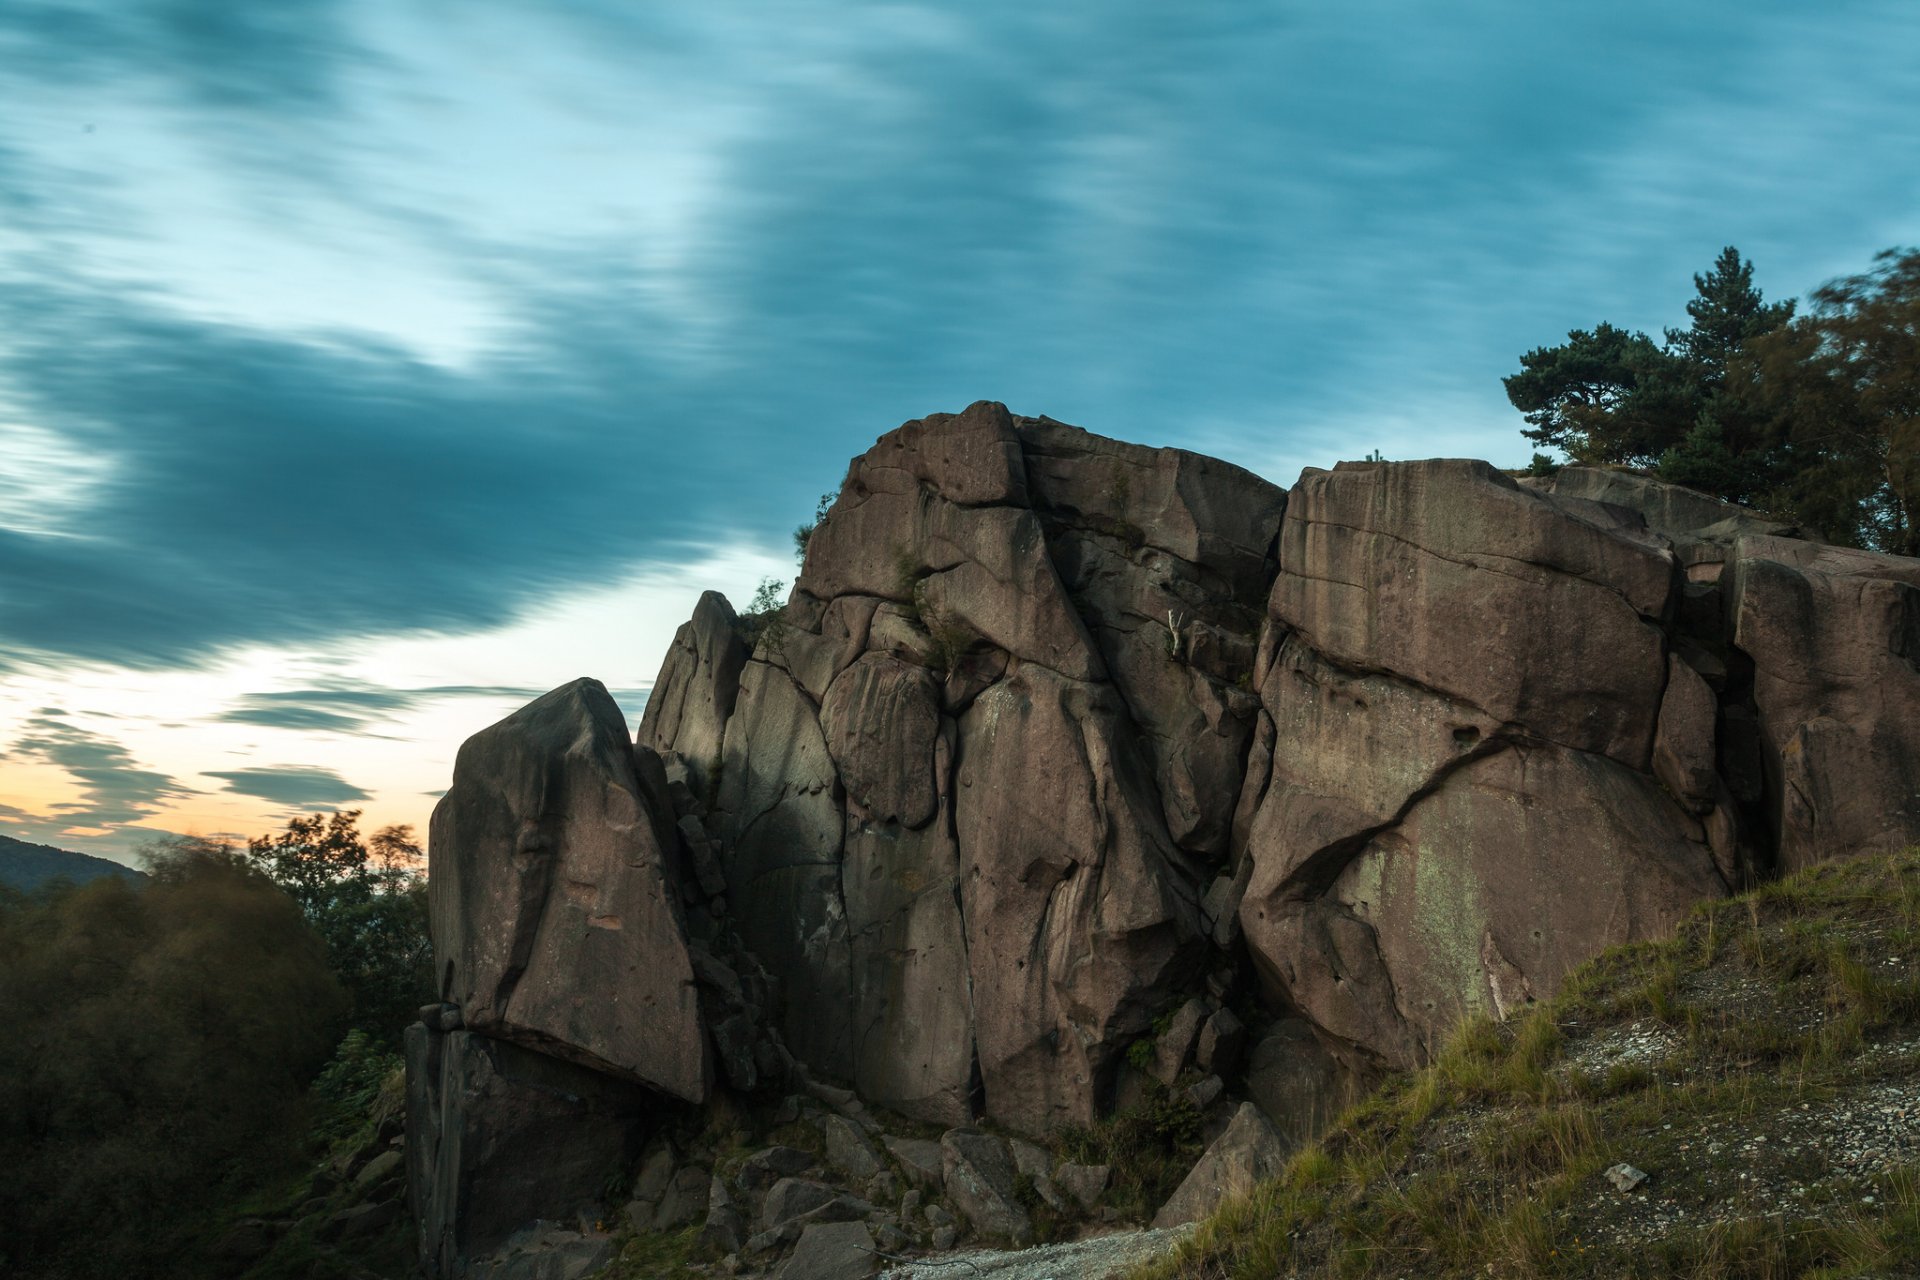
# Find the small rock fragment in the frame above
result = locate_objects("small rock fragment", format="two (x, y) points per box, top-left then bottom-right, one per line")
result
(1605, 1163), (1649, 1193)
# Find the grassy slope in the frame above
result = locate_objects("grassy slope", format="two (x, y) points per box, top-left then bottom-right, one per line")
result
(1145, 848), (1920, 1280)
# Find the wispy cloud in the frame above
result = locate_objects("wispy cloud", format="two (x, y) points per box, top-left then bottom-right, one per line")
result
(201, 765), (372, 807)
(212, 682), (553, 733)
(0, 0), (1915, 677)
(2, 712), (191, 828)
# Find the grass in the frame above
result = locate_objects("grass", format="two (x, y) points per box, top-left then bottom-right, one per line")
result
(1138, 846), (1920, 1279)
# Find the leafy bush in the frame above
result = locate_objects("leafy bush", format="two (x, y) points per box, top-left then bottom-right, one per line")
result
(0, 847), (346, 1279)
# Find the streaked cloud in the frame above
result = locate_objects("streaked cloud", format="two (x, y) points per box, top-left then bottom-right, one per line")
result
(202, 765), (372, 807)
(1, 712), (191, 829)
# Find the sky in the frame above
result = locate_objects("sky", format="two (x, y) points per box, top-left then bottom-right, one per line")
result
(0, 2), (1916, 865)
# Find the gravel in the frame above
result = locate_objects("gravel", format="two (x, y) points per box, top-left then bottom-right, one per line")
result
(875, 1225), (1193, 1280)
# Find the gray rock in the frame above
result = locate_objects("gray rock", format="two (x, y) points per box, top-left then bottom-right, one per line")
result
(930, 1225), (957, 1251)
(738, 1145), (819, 1190)
(405, 1028), (656, 1278)
(883, 1136), (945, 1188)
(702, 1174), (745, 1254)
(760, 1178), (842, 1232)
(327, 1199), (401, 1239)
(1007, 1138), (1052, 1182)
(759, 1178), (872, 1235)
(820, 1112), (885, 1181)
(776, 1221), (878, 1280)
(468, 1223), (615, 1280)
(429, 678), (709, 1101)
(1185, 1074), (1225, 1110)
(1194, 1008), (1246, 1078)
(354, 1148), (403, 1190)
(940, 1129), (1032, 1245)
(1151, 998), (1209, 1086)
(651, 1166), (710, 1231)
(1054, 1163), (1110, 1211)
(1152, 1102), (1287, 1228)
(1606, 1162), (1649, 1193)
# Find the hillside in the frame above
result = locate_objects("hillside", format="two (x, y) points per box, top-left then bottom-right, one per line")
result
(1148, 847), (1920, 1279)
(0, 833), (144, 893)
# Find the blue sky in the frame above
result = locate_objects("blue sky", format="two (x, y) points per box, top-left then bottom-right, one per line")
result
(1, 1), (1915, 860)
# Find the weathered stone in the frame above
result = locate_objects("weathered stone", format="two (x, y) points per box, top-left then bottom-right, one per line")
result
(820, 654), (940, 828)
(651, 1166), (710, 1231)
(429, 679), (708, 1100)
(702, 1174), (745, 1254)
(407, 1028), (662, 1278)
(882, 1136), (945, 1188)
(1054, 1163), (1110, 1212)
(1152, 1102), (1287, 1228)
(468, 1223), (615, 1280)
(713, 658), (853, 1076)
(1606, 1162), (1649, 1193)
(940, 1129), (1032, 1245)
(1243, 1018), (1365, 1153)
(820, 1113), (885, 1182)
(841, 810), (974, 1126)
(738, 1146), (821, 1191)
(1008, 1138), (1052, 1182)
(1725, 536), (1920, 870)
(759, 1178), (870, 1234)
(1195, 1008), (1246, 1079)
(639, 590), (750, 800)
(776, 1221), (878, 1280)
(354, 1148), (403, 1190)
(956, 665), (1203, 1134)
(1150, 998), (1208, 1086)
(1273, 459), (1673, 766)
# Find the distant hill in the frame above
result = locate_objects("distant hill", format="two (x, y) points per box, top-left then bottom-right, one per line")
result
(0, 833), (145, 893)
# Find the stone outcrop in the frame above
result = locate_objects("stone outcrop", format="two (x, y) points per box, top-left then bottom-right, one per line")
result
(641, 401), (1285, 1137)
(412, 413), (1920, 1277)
(429, 678), (708, 1100)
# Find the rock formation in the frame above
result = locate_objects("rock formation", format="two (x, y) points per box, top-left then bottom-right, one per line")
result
(409, 403), (1920, 1276)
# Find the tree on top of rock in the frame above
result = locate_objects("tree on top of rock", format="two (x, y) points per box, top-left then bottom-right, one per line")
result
(1506, 244), (1916, 552)
(1505, 246), (1792, 473)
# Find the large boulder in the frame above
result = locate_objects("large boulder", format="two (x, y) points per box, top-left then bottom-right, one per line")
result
(1724, 535), (1920, 870)
(638, 591), (749, 800)
(1152, 1102), (1287, 1228)
(1237, 460), (1730, 1089)
(414, 410), (1920, 1277)
(667, 404), (1275, 1134)
(429, 678), (709, 1100)
(406, 1026), (663, 1277)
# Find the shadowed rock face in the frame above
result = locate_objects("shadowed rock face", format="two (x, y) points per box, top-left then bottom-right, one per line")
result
(649, 402), (1285, 1133)
(414, 411), (1920, 1275)
(429, 677), (709, 1102)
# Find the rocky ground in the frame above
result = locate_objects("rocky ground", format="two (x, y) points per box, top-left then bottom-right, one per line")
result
(1145, 848), (1920, 1279)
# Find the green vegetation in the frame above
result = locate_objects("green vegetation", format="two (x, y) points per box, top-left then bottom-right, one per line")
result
(1507, 245), (1920, 553)
(0, 844), (346, 1279)
(792, 489), (837, 564)
(1058, 1082), (1207, 1223)
(243, 812), (432, 1045)
(0, 815), (431, 1279)
(1143, 846), (1920, 1279)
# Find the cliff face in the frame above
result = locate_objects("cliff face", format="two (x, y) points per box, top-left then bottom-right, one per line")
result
(407, 404), (1920, 1274)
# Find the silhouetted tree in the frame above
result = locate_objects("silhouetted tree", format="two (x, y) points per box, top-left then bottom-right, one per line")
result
(0, 842), (345, 1278)
(247, 811), (431, 1044)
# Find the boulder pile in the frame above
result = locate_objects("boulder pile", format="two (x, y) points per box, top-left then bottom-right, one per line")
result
(408, 403), (1920, 1277)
